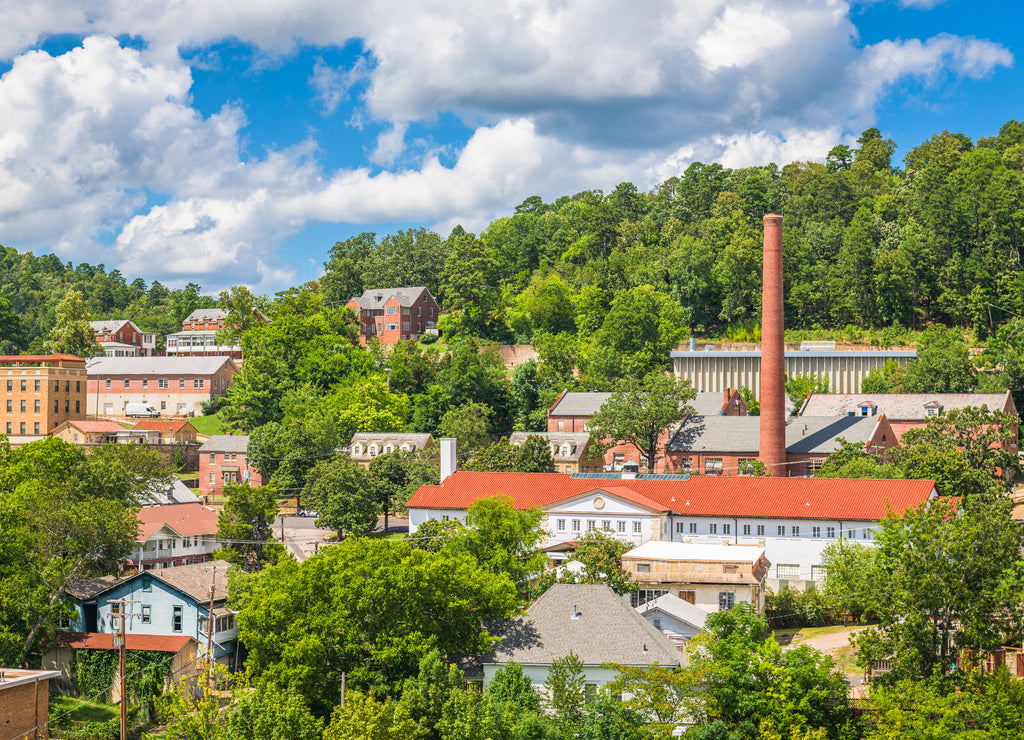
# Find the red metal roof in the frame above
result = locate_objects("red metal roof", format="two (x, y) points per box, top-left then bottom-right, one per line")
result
(132, 419), (193, 433)
(137, 503), (219, 541)
(0, 354), (85, 363)
(406, 471), (937, 521)
(59, 420), (125, 433)
(55, 632), (195, 653)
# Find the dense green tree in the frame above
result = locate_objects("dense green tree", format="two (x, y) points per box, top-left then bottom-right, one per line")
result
(226, 679), (324, 740)
(238, 537), (517, 711)
(463, 436), (556, 473)
(215, 483), (285, 571)
(785, 374), (830, 415)
(217, 285), (268, 346)
(302, 455), (378, 536)
(544, 652), (587, 733)
(439, 401), (495, 462)
(368, 450), (438, 531)
(587, 372), (696, 473)
(535, 529), (637, 596)
(42, 288), (102, 357)
(848, 496), (1024, 683)
(323, 692), (418, 740)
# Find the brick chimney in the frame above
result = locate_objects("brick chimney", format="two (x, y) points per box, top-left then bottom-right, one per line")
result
(760, 214), (786, 476)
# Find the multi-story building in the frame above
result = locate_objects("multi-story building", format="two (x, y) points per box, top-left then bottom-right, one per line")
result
(407, 470), (938, 588)
(198, 436), (263, 498)
(85, 356), (239, 418)
(347, 287), (440, 345)
(165, 308), (268, 360)
(131, 503), (219, 569)
(347, 432), (435, 468)
(90, 319), (156, 357)
(508, 431), (601, 474)
(0, 354), (88, 444)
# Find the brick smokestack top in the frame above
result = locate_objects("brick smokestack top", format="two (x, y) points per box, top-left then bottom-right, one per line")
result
(760, 214), (786, 476)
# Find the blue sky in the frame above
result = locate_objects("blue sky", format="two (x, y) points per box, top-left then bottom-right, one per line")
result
(0, 0), (1019, 294)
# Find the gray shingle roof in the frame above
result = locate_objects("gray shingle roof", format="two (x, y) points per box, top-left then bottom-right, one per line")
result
(184, 308), (229, 322)
(89, 319), (138, 332)
(799, 392), (1015, 419)
(666, 415), (882, 454)
(349, 433), (433, 455)
(350, 287), (431, 310)
(85, 356), (238, 375)
(482, 584), (682, 668)
(550, 391), (732, 418)
(141, 479), (201, 506)
(509, 432), (591, 462)
(152, 559), (232, 602)
(199, 435), (249, 453)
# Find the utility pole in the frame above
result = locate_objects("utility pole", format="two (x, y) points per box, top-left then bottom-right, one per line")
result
(111, 598), (138, 740)
(205, 565), (217, 684)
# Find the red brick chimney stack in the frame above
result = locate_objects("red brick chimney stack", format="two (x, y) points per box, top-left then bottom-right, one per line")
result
(760, 214), (787, 476)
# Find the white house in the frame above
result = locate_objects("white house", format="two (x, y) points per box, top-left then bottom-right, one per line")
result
(636, 593), (709, 645)
(406, 471), (938, 587)
(131, 503), (219, 570)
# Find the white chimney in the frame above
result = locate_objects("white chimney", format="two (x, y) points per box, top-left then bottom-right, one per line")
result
(440, 438), (457, 484)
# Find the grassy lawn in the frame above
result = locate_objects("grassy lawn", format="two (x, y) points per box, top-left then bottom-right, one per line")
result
(772, 623), (862, 642)
(50, 695), (119, 723)
(190, 411), (227, 437)
(175, 471), (199, 482)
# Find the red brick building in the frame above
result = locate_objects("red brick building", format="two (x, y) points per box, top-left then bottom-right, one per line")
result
(90, 319), (156, 357)
(198, 435), (263, 498)
(546, 389), (749, 470)
(165, 307), (269, 359)
(348, 287), (440, 345)
(86, 356), (239, 418)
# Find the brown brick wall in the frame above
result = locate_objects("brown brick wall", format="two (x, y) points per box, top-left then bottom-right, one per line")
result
(0, 677), (50, 740)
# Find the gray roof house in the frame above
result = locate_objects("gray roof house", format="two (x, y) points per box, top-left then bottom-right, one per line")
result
(199, 435), (250, 454)
(480, 584), (682, 691)
(636, 593), (709, 645)
(666, 415), (894, 455)
(348, 433), (435, 467)
(798, 391), (1017, 419)
(349, 287), (433, 310)
(509, 432), (599, 472)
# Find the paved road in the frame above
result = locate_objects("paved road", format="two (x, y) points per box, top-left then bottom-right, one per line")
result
(273, 515), (410, 561)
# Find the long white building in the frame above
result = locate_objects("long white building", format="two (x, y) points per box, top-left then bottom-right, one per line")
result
(407, 471), (937, 590)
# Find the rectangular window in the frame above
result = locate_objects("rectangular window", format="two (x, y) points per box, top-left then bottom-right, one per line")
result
(613, 452), (624, 465)
(586, 520), (595, 531)
(142, 379), (148, 389)
(863, 529), (872, 540)
(617, 521), (626, 533)
(571, 519), (580, 532)
(179, 379), (185, 389)
(65, 381), (69, 392)
(124, 379), (130, 389)
(65, 400), (69, 413)
(54, 400), (58, 412)
(806, 458), (825, 474)
(105, 379), (111, 389)
(827, 527), (836, 538)
(679, 457), (693, 472)
(34, 380), (40, 391)
(557, 420), (564, 431)
(159, 379), (169, 388)
(20, 380), (25, 391)
(812, 526), (821, 538)
(209, 453), (215, 463)
(5, 380), (9, 391)
(402, 322), (410, 331)
(19, 400), (25, 412)
(172, 606), (182, 632)
(777, 564), (800, 579)
(194, 380), (205, 389)
(76, 380), (80, 392)
(633, 521), (642, 534)
(743, 524), (751, 536)
(209, 472), (215, 484)
(757, 525), (765, 536)
(811, 565), (828, 581)
(33, 422), (39, 434)
(557, 519), (566, 531)
(847, 530), (854, 539)
(689, 522), (697, 534)
(6, 423), (11, 434)
(161, 401), (166, 410)
(675, 522), (684, 533)
(679, 590), (696, 604)
(723, 523), (731, 535)
(386, 305), (399, 314)
(602, 520), (611, 531)
(636, 563), (651, 573)
(141, 605), (151, 624)
(75, 401), (80, 413)
(34, 400), (40, 412)
(777, 525), (785, 536)
(709, 523), (718, 534)
(704, 457), (723, 475)
(718, 592), (735, 611)
(5, 400), (10, 411)
(792, 526), (800, 537)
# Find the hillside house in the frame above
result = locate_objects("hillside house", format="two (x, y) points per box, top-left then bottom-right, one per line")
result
(90, 319), (156, 357)
(198, 436), (262, 498)
(131, 503), (219, 569)
(165, 307), (269, 360)
(347, 287), (440, 345)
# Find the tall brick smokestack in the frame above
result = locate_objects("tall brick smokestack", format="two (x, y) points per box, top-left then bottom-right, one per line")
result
(760, 214), (786, 476)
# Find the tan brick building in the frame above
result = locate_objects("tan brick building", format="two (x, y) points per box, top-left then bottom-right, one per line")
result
(0, 668), (60, 740)
(1, 355), (87, 444)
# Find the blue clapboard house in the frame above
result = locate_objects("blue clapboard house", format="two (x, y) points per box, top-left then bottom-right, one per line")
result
(65, 559), (238, 667)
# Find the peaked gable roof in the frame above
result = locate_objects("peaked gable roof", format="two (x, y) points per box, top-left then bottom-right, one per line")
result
(407, 471), (937, 522)
(350, 286), (432, 310)
(131, 419), (196, 434)
(666, 415), (884, 454)
(483, 584), (680, 667)
(137, 503), (219, 541)
(638, 593), (709, 632)
(56, 420), (125, 434)
(89, 319), (141, 334)
(199, 435), (249, 453)
(68, 559), (231, 604)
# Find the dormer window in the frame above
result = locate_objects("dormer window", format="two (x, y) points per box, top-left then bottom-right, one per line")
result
(925, 403), (942, 417)
(352, 444), (363, 456)
(368, 444), (378, 457)
(400, 443), (411, 452)
(856, 402), (877, 417)
(384, 445), (393, 454)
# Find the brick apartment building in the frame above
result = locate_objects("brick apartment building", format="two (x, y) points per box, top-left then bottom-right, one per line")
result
(90, 319), (156, 357)
(198, 435), (263, 498)
(86, 356), (239, 418)
(347, 287), (440, 345)
(165, 307), (269, 360)
(0, 355), (87, 444)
